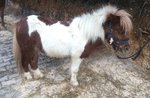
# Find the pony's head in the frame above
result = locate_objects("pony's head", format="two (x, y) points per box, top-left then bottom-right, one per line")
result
(103, 9), (133, 52)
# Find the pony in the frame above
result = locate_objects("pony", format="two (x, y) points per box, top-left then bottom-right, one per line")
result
(13, 5), (133, 86)
(0, 0), (5, 27)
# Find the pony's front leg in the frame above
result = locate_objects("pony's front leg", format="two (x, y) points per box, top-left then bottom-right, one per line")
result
(24, 72), (32, 80)
(70, 57), (82, 86)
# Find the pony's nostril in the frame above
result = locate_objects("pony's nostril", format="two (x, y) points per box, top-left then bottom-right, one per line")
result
(125, 47), (129, 51)
(124, 44), (130, 51)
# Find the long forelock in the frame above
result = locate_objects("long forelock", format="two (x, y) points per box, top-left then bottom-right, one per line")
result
(115, 10), (133, 33)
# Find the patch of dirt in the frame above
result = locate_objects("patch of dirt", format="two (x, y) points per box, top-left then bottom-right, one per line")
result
(11, 47), (150, 98)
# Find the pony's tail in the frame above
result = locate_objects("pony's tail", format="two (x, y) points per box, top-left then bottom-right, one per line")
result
(12, 24), (24, 76)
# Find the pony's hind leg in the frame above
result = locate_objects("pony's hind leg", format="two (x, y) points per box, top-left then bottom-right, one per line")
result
(30, 51), (44, 79)
(70, 57), (82, 86)
(24, 72), (32, 80)
(22, 56), (32, 80)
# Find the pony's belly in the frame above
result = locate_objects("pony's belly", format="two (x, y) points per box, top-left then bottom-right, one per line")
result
(42, 41), (71, 58)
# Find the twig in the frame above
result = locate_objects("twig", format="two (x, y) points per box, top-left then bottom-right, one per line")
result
(139, 28), (150, 35)
(139, 0), (147, 17)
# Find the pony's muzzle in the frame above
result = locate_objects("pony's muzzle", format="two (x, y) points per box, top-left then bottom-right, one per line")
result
(119, 42), (130, 52)
(123, 44), (130, 51)
(113, 39), (130, 52)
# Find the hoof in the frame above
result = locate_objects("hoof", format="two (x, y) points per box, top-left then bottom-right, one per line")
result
(32, 68), (44, 79)
(70, 80), (79, 86)
(34, 72), (44, 79)
(24, 72), (32, 80)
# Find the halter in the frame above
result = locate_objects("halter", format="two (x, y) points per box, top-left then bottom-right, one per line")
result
(106, 21), (129, 50)
(117, 30), (150, 60)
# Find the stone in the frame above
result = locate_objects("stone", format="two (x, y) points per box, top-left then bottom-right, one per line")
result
(2, 79), (18, 87)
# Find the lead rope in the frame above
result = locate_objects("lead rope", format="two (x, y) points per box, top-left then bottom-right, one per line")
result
(117, 31), (150, 60)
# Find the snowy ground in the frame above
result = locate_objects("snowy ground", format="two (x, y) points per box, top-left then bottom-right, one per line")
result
(0, 15), (150, 98)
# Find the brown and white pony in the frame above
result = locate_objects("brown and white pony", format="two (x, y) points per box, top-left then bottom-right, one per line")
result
(13, 5), (132, 86)
(0, 0), (5, 27)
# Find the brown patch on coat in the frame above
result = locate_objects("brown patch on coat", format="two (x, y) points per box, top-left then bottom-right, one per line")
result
(38, 16), (71, 26)
(15, 17), (44, 72)
(80, 38), (103, 58)
(16, 17), (30, 72)
(29, 31), (44, 70)
(30, 31), (45, 53)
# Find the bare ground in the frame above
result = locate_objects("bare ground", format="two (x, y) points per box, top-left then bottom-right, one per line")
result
(0, 14), (150, 98)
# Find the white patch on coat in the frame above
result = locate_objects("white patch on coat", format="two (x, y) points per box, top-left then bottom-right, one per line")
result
(27, 15), (86, 58)
(24, 72), (32, 80)
(110, 38), (114, 44)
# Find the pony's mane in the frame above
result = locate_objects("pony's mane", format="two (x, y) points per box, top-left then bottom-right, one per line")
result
(70, 12), (105, 42)
(93, 5), (118, 16)
(70, 5), (132, 42)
